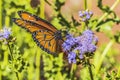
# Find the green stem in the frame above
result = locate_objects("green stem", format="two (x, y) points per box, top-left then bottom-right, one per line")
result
(85, 21), (89, 29)
(70, 64), (76, 79)
(95, 40), (114, 74)
(7, 42), (19, 80)
(84, 0), (87, 10)
(36, 48), (41, 80)
(0, 64), (2, 80)
(0, 0), (2, 29)
(94, 0), (120, 30)
(87, 59), (94, 80)
(70, 64), (73, 79)
(15, 72), (19, 80)
(7, 43), (13, 60)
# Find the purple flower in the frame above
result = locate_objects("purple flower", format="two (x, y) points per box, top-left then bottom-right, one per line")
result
(79, 11), (84, 17)
(89, 11), (93, 15)
(78, 10), (93, 22)
(88, 44), (97, 52)
(0, 27), (11, 40)
(62, 30), (98, 63)
(0, 32), (3, 40)
(62, 34), (77, 51)
(86, 14), (90, 19)
(75, 30), (97, 59)
(62, 42), (71, 51)
(68, 52), (76, 63)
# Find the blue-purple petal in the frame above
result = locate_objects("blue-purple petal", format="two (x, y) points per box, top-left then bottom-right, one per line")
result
(62, 29), (98, 63)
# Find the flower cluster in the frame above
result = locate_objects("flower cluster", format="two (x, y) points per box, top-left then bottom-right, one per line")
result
(62, 30), (98, 63)
(79, 10), (93, 22)
(0, 27), (11, 40)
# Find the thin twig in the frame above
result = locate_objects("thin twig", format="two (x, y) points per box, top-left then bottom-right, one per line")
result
(15, 72), (19, 80)
(7, 42), (13, 60)
(87, 59), (94, 80)
(7, 41), (19, 80)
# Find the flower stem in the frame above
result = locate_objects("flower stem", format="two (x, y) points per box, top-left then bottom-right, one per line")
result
(84, 0), (87, 10)
(95, 40), (114, 74)
(87, 59), (94, 80)
(0, 0), (2, 29)
(93, 0), (120, 30)
(7, 42), (19, 80)
(15, 72), (19, 80)
(7, 43), (13, 60)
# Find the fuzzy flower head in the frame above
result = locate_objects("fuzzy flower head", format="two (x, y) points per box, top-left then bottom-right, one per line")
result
(68, 52), (76, 63)
(62, 34), (77, 52)
(62, 30), (98, 63)
(75, 30), (98, 59)
(0, 27), (11, 40)
(79, 10), (93, 22)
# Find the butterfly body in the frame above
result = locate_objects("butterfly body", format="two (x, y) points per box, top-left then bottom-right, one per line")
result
(12, 11), (64, 54)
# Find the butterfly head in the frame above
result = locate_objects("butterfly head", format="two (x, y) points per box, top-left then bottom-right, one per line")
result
(59, 29), (69, 39)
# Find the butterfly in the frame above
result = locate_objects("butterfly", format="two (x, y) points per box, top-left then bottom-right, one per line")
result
(12, 11), (64, 54)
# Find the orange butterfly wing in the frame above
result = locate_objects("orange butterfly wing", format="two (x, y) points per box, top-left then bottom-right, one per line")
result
(12, 11), (64, 54)
(17, 11), (57, 32)
(12, 18), (46, 33)
(32, 30), (63, 54)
